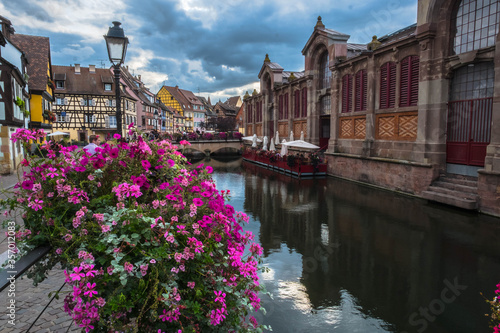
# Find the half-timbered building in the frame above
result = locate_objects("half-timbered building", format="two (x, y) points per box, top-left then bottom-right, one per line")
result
(51, 64), (137, 142)
(244, 0), (500, 217)
(0, 18), (29, 173)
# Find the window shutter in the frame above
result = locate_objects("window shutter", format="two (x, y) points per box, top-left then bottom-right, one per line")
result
(64, 98), (68, 105)
(388, 62), (396, 108)
(105, 115), (109, 128)
(410, 56), (419, 106)
(400, 57), (410, 107)
(294, 90), (300, 118)
(278, 95), (283, 120)
(284, 93), (289, 118)
(342, 74), (353, 113)
(355, 70), (367, 111)
(301, 87), (307, 117)
(380, 62), (396, 109)
(112, 99), (116, 107)
(80, 99), (85, 106)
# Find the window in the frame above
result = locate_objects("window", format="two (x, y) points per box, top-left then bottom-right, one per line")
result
(81, 98), (95, 106)
(55, 98), (68, 105)
(106, 99), (116, 107)
(57, 113), (69, 122)
(108, 116), (117, 128)
(278, 94), (284, 120)
(355, 70), (368, 111)
(294, 90), (300, 118)
(247, 104), (253, 122)
(319, 51), (331, 89)
(85, 114), (96, 123)
(301, 87), (307, 117)
(400, 56), (419, 107)
(342, 74), (353, 113)
(56, 80), (65, 89)
(450, 61), (494, 100)
(321, 95), (331, 115)
(104, 83), (112, 91)
(452, 0), (500, 54)
(380, 62), (396, 109)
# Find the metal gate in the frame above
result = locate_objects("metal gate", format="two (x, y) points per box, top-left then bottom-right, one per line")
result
(446, 97), (492, 166)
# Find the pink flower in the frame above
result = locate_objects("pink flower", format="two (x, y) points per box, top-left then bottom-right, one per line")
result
(109, 147), (119, 159)
(187, 281), (195, 289)
(141, 160), (151, 170)
(101, 225), (110, 233)
(113, 133), (121, 139)
(193, 198), (204, 207)
(179, 140), (191, 146)
(205, 166), (213, 174)
(157, 149), (165, 155)
(167, 159), (175, 168)
(124, 262), (134, 273)
(21, 179), (34, 190)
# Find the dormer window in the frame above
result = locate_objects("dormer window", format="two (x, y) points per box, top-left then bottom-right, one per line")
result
(54, 73), (66, 89)
(56, 80), (65, 89)
(104, 83), (112, 91)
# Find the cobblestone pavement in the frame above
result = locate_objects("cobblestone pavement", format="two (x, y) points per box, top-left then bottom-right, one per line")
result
(0, 170), (80, 332)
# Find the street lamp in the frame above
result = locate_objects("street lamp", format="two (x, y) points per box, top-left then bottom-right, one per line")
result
(154, 109), (159, 136)
(104, 21), (129, 136)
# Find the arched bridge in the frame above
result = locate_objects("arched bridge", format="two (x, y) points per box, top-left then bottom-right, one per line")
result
(176, 139), (242, 156)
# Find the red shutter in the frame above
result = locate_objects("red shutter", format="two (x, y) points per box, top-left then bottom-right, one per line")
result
(279, 95), (283, 120)
(388, 62), (396, 108)
(400, 58), (410, 107)
(342, 74), (352, 113)
(285, 93), (289, 118)
(381, 62), (396, 109)
(355, 70), (367, 111)
(295, 90), (300, 118)
(380, 64), (388, 109)
(410, 56), (419, 106)
(302, 88), (307, 117)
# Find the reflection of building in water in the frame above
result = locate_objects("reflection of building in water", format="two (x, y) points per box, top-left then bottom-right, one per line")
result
(242, 164), (500, 332)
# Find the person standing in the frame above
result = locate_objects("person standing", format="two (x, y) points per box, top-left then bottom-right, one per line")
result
(83, 135), (100, 155)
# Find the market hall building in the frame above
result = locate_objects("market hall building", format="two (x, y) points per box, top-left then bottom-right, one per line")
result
(243, 0), (500, 217)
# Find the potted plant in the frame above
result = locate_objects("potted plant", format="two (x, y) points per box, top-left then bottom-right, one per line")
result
(2, 128), (270, 333)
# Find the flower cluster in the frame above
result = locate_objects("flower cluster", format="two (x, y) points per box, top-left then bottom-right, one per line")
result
(486, 283), (500, 332)
(2, 128), (269, 332)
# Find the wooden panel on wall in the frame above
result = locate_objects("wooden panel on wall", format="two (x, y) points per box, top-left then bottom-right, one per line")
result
(376, 111), (417, 141)
(339, 116), (365, 139)
(256, 124), (263, 136)
(293, 121), (307, 138)
(278, 122), (288, 138)
(246, 125), (253, 135)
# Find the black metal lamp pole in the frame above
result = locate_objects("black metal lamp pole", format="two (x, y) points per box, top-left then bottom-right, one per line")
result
(113, 65), (122, 136)
(104, 21), (129, 137)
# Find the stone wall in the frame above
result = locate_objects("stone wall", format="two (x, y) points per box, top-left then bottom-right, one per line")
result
(326, 153), (439, 195)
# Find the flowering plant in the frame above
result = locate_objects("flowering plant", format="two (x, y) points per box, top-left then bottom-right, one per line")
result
(485, 283), (500, 332)
(232, 132), (243, 140)
(217, 132), (227, 140)
(202, 132), (213, 140)
(2, 127), (269, 332)
(187, 132), (198, 140)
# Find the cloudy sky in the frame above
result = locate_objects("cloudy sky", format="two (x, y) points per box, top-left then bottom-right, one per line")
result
(2, 0), (417, 102)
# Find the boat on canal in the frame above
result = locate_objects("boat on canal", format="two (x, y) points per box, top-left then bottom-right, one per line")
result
(242, 144), (327, 178)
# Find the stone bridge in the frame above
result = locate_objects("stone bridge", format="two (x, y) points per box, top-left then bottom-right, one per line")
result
(176, 139), (242, 156)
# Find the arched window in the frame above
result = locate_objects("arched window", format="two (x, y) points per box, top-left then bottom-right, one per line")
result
(319, 51), (331, 89)
(452, 0), (500, 54)
(451, 62), (494, 100)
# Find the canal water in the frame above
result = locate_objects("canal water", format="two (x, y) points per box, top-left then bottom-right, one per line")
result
(193, 157), (500, 333)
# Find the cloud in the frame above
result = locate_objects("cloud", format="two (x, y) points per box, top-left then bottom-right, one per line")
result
(3, 0), (419, 103)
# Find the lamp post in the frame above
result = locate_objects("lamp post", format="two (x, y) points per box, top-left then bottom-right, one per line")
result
(154, 109), (159, 138)
(104, 21), (129, 136)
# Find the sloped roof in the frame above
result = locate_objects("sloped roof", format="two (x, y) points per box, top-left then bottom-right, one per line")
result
(52, 65), (116, 96)
(10, 33), (51, 92)
(379, 24), (417, 45)
(162, 85), (190, 110)
(225, 96), (241, 107)
(179, 88), (203, 107)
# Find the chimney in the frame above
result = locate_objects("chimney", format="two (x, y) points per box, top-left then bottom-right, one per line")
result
(138, 75), (141, 81)
(75, 64), (81, 74)
(89, 64), (96, 73)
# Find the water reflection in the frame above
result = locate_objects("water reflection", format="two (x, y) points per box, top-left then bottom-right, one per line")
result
(204, 158), (500, 333)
